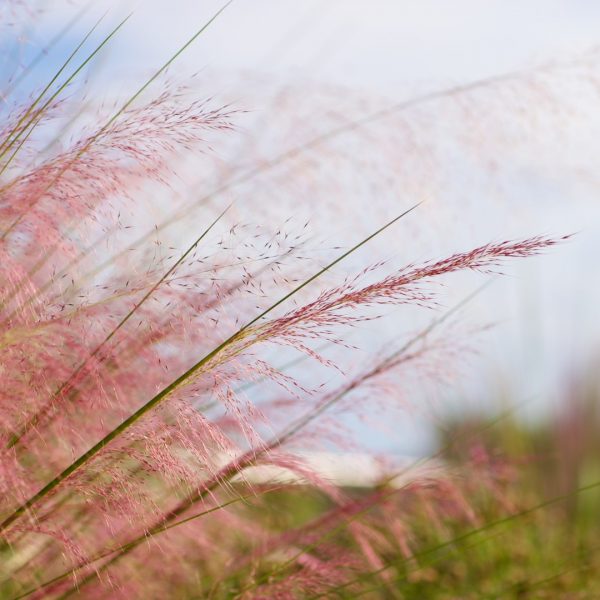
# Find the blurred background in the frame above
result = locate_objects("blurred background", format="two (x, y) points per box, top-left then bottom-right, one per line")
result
(4, 0), (600, 456)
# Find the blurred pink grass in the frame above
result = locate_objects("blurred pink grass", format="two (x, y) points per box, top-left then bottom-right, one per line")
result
(0, 5), (570, 598)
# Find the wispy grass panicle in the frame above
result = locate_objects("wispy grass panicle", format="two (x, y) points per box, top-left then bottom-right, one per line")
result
(0, 4), (573, 600)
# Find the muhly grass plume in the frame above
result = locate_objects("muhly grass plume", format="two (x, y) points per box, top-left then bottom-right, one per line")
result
(0, 5), (569, 600)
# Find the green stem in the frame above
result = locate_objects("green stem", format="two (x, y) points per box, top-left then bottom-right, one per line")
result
(0, 205), (419, 534)
(6, 207), (228, 448)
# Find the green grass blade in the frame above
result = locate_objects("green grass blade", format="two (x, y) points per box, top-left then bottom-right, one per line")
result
(6, 207), (230, 448)
(0, 11), (122, 167)
(0, 204), (419, 534)
(312, 479), (600, 598)
(10, 488), (283, 600)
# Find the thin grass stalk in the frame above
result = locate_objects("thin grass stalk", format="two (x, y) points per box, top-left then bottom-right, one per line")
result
(230, 393), (542, 593)
(0, 205), (419, 534)
(310, 479), (600, 598)
(12, 485), (292, 600)
(6, 207), (230, 448)
(85, 380), (533, 599)
(0, 14), (132, 249)
(485, 544), (600, 599)
(23, 356), (540, 600)
(0, 12), (119, 173)
(54, 281), (480, 597)
(1, 0), (230, 246)
(0, 2), (234, 327)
